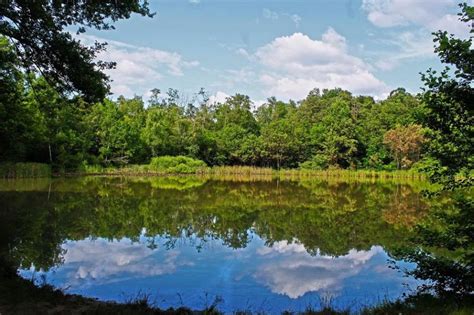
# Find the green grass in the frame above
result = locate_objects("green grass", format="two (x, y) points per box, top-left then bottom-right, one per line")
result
(0, 162), (51, 178)
(78, 159), (425, 179)
(279, 168), (425, 180)
(198, 166), (424, 180)
(201, 165), (275, 176)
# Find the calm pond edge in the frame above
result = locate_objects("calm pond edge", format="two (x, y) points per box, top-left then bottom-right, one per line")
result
(1, 265), (472, 315)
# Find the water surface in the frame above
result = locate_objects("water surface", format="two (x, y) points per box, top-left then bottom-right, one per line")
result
(0, 176), (432, 313)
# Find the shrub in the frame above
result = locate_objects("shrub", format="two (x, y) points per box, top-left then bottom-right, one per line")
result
(148, 156), (207, 174)
(299, 155), (330, 170)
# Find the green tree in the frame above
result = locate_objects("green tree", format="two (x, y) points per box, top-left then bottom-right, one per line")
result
(142, 105), (192, 158)
(0, 1), (153, 102)
(0, 37), (41, 161)
(358, 88), (423, 169)
(87, 99), (138, 165)
(393, 3), (474, 298)
(307, 97), (358, 169)
(421, 4), (473, 184)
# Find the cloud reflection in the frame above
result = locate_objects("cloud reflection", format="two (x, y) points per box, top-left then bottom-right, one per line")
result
(255, 241), (382, 299)
(62, 239), (192, 287)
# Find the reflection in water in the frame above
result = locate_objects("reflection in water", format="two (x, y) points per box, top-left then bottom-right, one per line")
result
(0, 176), (433, 313)
(255, 241), (380, 299)
(20, 235), (418, 313)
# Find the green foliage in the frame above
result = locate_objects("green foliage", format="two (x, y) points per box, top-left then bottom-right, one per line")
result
(390, 3), (474, 300)
(87, 98), (147, 165)
(149, 156), (207, 174)
(0, 37), (43, 161)
(419, 4), (474, 185)
(299, 155), (329, 170)
(0, 35), (437, 174)
(0, 1), (153, 101)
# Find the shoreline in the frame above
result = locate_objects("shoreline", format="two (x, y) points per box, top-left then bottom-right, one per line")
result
(1, 267), (472, 315)
(57, 167), (425, 179)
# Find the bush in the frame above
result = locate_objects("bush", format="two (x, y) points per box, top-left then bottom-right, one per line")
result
(299, 155), (329, 170)
(0, 162), (51, 178)
(148, 156), (207, 174)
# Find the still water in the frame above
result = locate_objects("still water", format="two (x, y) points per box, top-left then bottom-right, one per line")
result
(0, 176), (433, 313)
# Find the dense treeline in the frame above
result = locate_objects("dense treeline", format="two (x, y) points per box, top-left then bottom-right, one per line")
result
(1, 37), (429, 172)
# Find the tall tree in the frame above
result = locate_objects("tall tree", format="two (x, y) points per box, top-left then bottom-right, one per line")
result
(0, 1), (153, 102)
(421, 3), (473, 185)
(393, 3), (474, 298)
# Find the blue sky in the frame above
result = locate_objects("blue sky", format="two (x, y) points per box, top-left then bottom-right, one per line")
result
(79, 0), (471, 103)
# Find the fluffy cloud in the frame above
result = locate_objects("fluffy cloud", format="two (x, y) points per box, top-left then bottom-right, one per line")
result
(255, 241), (383, 299)
(208, 91), (230, 104)
(254, 29), (389, 100)
(78, 35), (199, 98)
(208, 90), (265, 109)
(362, 0), (471, 36)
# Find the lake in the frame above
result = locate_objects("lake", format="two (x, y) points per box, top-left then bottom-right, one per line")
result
(0, 176), (435, 313)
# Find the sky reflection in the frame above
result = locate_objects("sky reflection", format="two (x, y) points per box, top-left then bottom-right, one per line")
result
(20, 232), (419, 313)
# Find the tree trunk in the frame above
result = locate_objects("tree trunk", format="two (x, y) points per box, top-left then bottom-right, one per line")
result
(48, 143), (53, 164)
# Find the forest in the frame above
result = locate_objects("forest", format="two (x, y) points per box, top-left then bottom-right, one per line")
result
(1, 35), (430, 173)
(0, 1), (473, 314)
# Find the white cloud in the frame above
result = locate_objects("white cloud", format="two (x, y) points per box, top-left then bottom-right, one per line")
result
(78, 34), (199, 98)
(289, 14), (302, 28)
(361, 1), (472, 72)
(189, 0), (200, 4)
(208, 91), (230, 104)
(253, 29), (389, 100)
(262, 8), (279, 20)
(253, 99), (266, 108)
(373, 30), (436, 70)
(254, 241), (383, 299)
(262, 9), (303, 28)
(236, 47), (251, 59)
(208, 90), (264, 109)
(362, 0), (471, 36)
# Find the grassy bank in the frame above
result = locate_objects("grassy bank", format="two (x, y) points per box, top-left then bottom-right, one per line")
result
(0, 162), (51, 178)
(0, 157), (426, 179)
(78, 158), (425, 180)
(201, 166), (425, 180)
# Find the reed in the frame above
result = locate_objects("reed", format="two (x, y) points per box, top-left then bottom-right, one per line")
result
(199, 165), (275, 176)
(200, 166), (424, 179)
(278, 168), (425, 180)
(0, 162), (51, 178)
(79, 163), (425, 180)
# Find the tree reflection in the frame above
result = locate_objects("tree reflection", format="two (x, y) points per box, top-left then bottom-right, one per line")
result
(0, 176), (432, 273)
